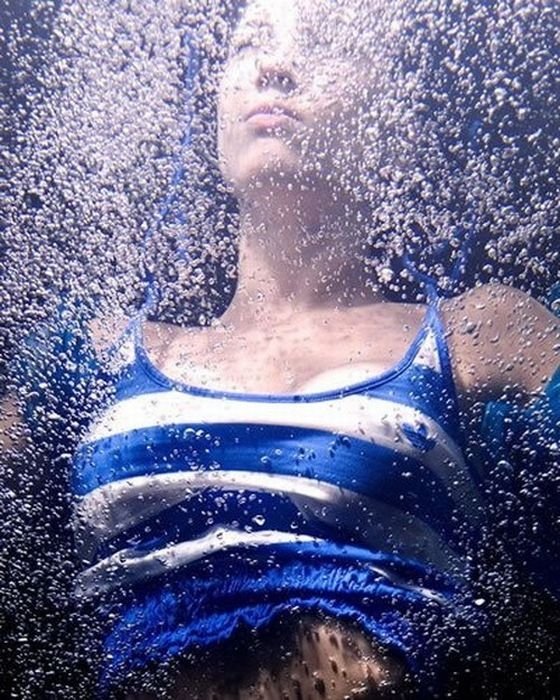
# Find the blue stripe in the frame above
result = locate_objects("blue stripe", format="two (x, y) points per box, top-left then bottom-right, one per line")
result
(93, 490), (334, 566)
(74, 424), (465, 547)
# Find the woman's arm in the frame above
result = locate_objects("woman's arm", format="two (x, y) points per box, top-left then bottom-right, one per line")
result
(0, 395), (31, 492)
(444, 283), (560, 597)
(0, 306), (114, 478)
(442, 282), (559, 407)
(0, 396), (25, 452)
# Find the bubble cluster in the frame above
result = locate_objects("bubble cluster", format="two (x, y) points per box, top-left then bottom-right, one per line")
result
(1, 1), (559, 697)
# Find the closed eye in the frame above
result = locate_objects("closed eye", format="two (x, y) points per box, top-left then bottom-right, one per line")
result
(231, 39), (258, 56)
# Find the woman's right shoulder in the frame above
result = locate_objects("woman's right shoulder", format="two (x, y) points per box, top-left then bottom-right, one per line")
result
(10, 308), (133, 402)
(1, 310), (133, 465)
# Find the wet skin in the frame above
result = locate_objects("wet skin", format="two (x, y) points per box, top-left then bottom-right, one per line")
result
(125, 615), (406, 699)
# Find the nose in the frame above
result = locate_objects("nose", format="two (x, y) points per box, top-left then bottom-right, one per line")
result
(255, 52), (297, 94)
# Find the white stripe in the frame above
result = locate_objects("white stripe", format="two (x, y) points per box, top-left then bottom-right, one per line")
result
(367, 564), (448, 605)
(75, 528), (320, 597)
(414, 328), (442, 374)
(75, 526), (458, 601)
(80, 390), (482, 517)
(75, 471), (464, 573)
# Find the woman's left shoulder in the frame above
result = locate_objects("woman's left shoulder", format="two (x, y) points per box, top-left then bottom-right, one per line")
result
(441, 281), (559, 328)
(440, 283), (559, 400)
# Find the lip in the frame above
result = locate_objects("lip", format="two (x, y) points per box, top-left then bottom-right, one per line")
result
(246, 113), (298, 131)
(245, 103), (301, 123)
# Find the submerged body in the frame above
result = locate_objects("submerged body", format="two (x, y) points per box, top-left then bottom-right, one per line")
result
(70, 284), (557, 698)
(3, 0), (560, 697)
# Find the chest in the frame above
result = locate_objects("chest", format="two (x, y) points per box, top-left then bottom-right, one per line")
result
(142, 309), (425, 394)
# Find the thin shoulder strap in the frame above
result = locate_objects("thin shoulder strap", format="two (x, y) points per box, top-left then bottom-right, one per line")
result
(96, 308), (145, 376)
(428, 297), (462, 420)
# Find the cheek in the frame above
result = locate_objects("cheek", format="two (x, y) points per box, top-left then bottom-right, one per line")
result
(299, 91), (371, 188)
(306, 92), (367, 157)
(217, 84), (238, 176)
(217, 73), (236, 132)
(306, 65), (370, 140)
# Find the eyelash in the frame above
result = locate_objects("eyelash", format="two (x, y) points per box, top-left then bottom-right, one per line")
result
(231, 39), (256, 55)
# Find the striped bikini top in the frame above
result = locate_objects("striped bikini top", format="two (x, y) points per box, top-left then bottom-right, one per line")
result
(73, 303), (485, 597)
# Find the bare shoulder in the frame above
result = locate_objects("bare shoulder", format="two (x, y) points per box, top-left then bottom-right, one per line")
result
(441, 283), (559, 402)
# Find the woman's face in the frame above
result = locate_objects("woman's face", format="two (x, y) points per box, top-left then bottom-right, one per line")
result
(217, 0), (376, 199)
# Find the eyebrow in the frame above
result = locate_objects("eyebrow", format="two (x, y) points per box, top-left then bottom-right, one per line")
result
(236, 17), (273, 34)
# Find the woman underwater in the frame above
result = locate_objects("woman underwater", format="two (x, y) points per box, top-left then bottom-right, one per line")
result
(4, 0), (560, 698)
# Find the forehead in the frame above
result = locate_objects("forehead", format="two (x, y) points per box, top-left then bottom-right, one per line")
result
(235, 0), (378, 55)
(236, 0), (297, 32)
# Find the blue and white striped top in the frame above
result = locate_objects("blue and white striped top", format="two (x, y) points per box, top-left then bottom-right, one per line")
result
(68, 302), (494, 694)
(74, 303), (484, 594)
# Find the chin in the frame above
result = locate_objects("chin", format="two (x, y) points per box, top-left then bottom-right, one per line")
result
(235, 157), (303, 194)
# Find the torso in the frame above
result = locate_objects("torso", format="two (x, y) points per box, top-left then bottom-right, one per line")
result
(81, 283), (558, 698)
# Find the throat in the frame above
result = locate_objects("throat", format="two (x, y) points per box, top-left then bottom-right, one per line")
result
(228, 202), (383, 329)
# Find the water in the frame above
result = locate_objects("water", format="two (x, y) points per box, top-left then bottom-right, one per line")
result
(1, 1), (559, 697)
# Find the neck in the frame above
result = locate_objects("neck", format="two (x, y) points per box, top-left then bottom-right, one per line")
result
(220, 186), (383, 329)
